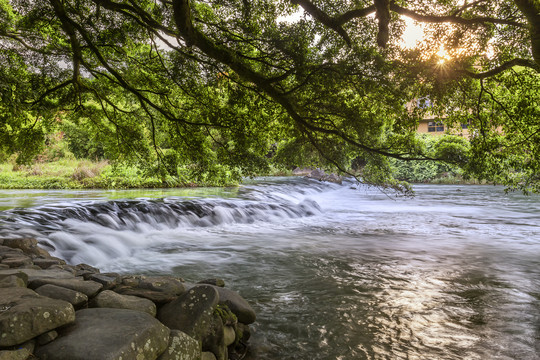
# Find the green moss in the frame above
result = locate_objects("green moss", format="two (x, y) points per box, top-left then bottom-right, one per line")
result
(213, 305), (237, 326)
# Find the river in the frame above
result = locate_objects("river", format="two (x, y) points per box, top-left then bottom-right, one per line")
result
(0, 178), (539, 359)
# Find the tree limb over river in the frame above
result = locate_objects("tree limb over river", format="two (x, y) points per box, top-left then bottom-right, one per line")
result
(1, 0), (539, 193)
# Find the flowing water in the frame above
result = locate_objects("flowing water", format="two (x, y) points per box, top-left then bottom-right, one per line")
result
(0, 178), (539, 360)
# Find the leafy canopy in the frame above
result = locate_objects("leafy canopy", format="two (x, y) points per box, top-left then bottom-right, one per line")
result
(1, 0), (539, 192)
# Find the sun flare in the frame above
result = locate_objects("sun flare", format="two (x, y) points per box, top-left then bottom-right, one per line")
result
(436, 47), (452, 64)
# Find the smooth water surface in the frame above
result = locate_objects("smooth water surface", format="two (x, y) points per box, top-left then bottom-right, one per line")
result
(1, 178), (539, 359)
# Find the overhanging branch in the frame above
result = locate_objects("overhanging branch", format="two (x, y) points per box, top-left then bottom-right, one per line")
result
(290, 0), (352, 46)
(457, 58), (539, 78)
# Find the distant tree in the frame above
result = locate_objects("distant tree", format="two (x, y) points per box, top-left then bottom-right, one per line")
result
(0, 0), (538, 191)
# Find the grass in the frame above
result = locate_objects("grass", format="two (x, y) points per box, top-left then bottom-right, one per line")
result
(0, 159), (195, 189)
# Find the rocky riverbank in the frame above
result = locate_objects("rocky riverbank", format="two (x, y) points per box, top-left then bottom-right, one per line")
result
(0, 238), (255, 360)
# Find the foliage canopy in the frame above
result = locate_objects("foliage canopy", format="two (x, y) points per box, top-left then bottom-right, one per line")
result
(1, 0), (539, 192)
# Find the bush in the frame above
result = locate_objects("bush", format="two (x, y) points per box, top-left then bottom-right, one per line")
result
(389, 135), (464, 183)
(61, 120), (106, 160)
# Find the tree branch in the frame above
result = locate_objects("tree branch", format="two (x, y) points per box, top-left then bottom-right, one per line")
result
(390, 3), (526, 28)
(335, 6), (376, 26)
(290, 0), (352, 46)
(375, 0), (391, 48)
(514, 0), (540, 68)
(457, 58), (539, 78)
(49, 0), (83, 88)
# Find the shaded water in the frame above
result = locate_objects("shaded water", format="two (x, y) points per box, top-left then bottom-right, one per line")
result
(1, 178), (539, 359)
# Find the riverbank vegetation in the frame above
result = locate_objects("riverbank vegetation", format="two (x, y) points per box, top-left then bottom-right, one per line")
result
(1, 0), (539, 193)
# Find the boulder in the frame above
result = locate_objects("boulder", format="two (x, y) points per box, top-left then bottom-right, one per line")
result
(74, 263), (100, 273)
(0, 272), (28, 288)
(201, 312), (226, 360)
(33, 257), (66, 269)
(201, 352), (218, 360)
(89, 290), (156, 316)
(213, 286), (256, 324)
(158, 285), (226, 360)
(114, 276), (185, 304)
(0, 287), (75, 347)
(157, 330), (201, 360)
(2, 238), (50, 258)
(139, 276), (186, 294)
(29, 277), (103, 297)
(198, 278), (225, 287)
(223, 326), (236, 347)
(306, 168), (343, 184)
(114, 285), (179, 304)
(88, 273), (118, 290)
(37, 330), (58, 345)
(158, 285), (219, 338)
(1, 255), (32, 268)
(35, 308), (170, 360)
(0, 268), (75, 282)
(35, 284), (89, 310)
(0, 348), (31, 360)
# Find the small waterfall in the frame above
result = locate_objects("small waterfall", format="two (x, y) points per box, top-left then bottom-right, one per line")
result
(0, 178), (332, 264)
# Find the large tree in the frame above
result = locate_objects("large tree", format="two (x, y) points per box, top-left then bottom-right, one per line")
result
(1, 0), (539, 191)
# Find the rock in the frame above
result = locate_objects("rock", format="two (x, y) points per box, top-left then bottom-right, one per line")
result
(88, 273), (118, 290)
(1, 255), (32, 268)
(37, 330), (58, 345)
(198, 278), (225, 287)
(157, 330), (201, 360)
(2, 238), (50, 258)
(202, 312), (226, 360)
(33, 257), (66, 269)
(292, 167), (312, 176)
(201, 352), (218, 360)
(35, 308), (170, 360)
(0, 264), (9, 270)
(158, 285), (226, 360)
(0, 245), (24, 260)
(139, 276), (186, 295)
(74, 263), (100, 273)
(114, 285), (179, 304)
(0, 272), (28, 288)
(213, 286), (256, 324)
(223, 326), (236, 347)
(121, 274), (144, 287)
(0, 268), (75, 282)
(35, 284), (89, 310)
(158, 285), (219, 339)
(306, 168), (343, 184)
(0, 348), (31, 360)
(326, 173), (343, 184)
(0, 287), (75, 347)
(89, 290), (156, 316)
(236, 323), (251, 342)
(29, 277), (103, 297)
(114, 276), (185, 304)
(308, 168), (326, 180)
